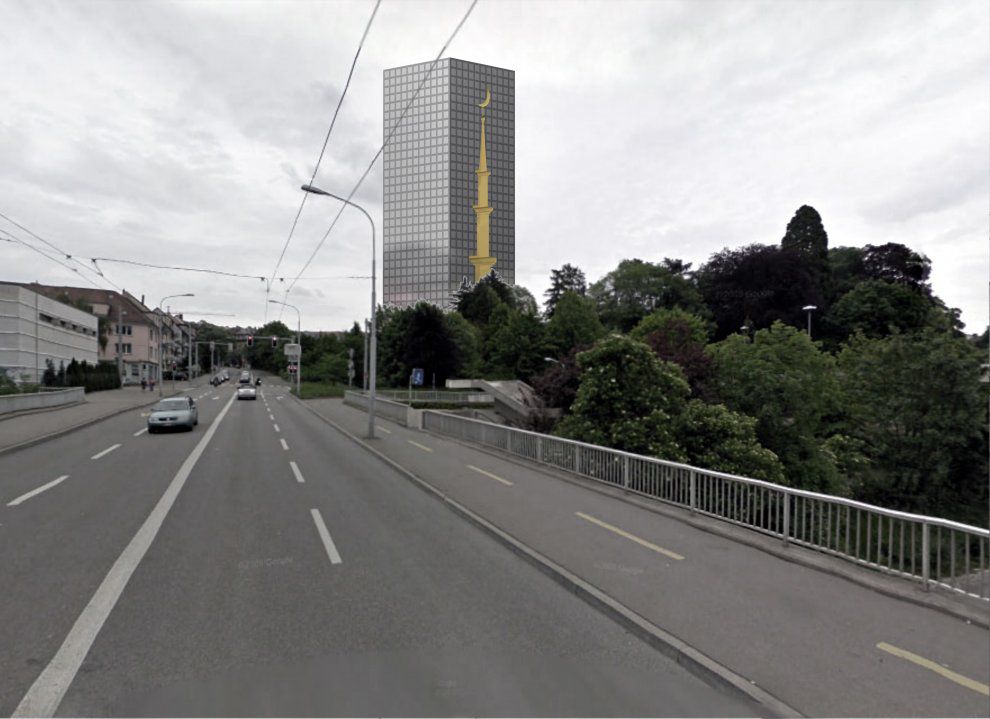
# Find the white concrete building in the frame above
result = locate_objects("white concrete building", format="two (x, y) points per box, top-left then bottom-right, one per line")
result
(0, 282), (99, 383)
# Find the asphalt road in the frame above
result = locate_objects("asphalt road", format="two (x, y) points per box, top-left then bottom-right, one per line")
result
(0, 375), (761, 717)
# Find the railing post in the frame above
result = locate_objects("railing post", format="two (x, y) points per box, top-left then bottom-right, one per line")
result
(622, 456), (629, 488)
(689, 471), (697, 513)
(921, 522), (930, 591)
(537, 436), (543, 464)
(782, 491), (790, 546)
(575, 445), (581, 475)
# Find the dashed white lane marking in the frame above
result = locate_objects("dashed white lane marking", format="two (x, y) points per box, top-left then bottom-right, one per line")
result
(12, 391), (238, 718)
(407, 439), (433, 453)
(575, 511), (685, 561)
(876, 642), (989, 696)
(273, 424), (281, 433)
(310, 508), (342, 565)
(280, 438), (289, 451)
(90, 444), (121, 460)
(7, 475), (69, 507)
(467, 464), (513, 486)
(289, 461), (305, 483)
(269, 414), (274, 420)
(376, 426), (392, 434)
(133, 428), (147, 437)
(212, 396), (220, 400)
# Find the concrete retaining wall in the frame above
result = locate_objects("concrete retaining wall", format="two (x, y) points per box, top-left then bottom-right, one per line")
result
(0, 387), (85, 415)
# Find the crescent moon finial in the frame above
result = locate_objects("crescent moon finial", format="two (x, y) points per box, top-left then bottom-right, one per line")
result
(479, 86), (491, 109)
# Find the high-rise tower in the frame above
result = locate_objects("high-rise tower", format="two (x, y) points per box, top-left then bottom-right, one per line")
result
(383, 58), (514, 308)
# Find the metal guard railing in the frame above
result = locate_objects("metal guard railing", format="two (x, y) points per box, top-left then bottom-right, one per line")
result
(373, 389), (491, 404)
(343, 391), (409, 425)
(421, 410), (990, 601)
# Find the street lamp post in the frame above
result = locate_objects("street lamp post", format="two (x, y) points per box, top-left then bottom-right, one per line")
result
(268, 299), (302, 398)
(158, 293), (194, 396)
(802, 305), (818, 340)
(363, 318), (370, 392)
(301, 184), (377, 439)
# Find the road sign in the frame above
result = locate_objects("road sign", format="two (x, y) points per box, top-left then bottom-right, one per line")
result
(411, 368), (424, 386)
(284, 343), (301, 360)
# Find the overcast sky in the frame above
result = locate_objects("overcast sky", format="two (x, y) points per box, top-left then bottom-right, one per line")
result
(2, 0), (987, 332)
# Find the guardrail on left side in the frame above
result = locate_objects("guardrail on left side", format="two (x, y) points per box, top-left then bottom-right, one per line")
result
(0, 387), (85, 415)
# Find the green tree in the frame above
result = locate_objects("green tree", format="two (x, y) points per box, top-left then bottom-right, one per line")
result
(825, 280), (935, 341)
(511, 285), (539, 315)
(781, 205), (829, 264)
(445, 311), (483, 378)
(544, 291), (605, 358)
(708, 322), (841, 492)
(675, 400), (785, 483)
(589, 258), (708, 333)
(544, 263), (588, 318)
(378, 303), (461, 387)
(484, 305), (547, 382)
(246, 321), (292, 373)
(556, 335), (689, 460)
(836, 330), (988, 523)
(456, 283), (503, 327)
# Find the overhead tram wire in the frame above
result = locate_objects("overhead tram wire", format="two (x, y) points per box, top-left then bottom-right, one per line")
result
(0, 229), (111, 291)
(0, 209), (124, 291)
(88, 255), (370, 282)
(279, 0), (480, 308)
(265, 0), (382, 323)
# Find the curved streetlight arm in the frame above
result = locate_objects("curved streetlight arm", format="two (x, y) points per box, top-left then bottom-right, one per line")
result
(301, 183), (377, 439)
(156, 293), (194, 395)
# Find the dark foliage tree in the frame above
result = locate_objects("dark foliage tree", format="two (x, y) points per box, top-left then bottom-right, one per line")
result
(824, 280), (935, 341)
(378, 302), (461, 388)
(483, 304), (548, 382)
(862, 243), (931, 290)
(696, 244), (823, 340)
(589, 258), (708, 333)
(630, 308), (713, 397)
(781, 205), (829, 261)
(543, 263), (588, 318)
(530, 346), (584, 414)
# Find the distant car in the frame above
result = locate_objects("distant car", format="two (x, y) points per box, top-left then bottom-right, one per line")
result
(238, 371), (252, 385)
(237, 384), (257, 400)
(148, 397), (198, 433)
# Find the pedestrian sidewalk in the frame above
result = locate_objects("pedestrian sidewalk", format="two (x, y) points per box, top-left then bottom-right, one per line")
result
(0, 383), (198, 454)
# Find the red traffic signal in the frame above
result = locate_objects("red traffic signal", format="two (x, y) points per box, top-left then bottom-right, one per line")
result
(271, 336), (278, 348)
(247, 335), (254, 347)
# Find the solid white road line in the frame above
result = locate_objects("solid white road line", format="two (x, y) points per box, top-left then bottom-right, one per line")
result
(310, 508), (342, 565)
(289, 461), (305, 483)
(273, 423), (280, 433)
(467, 464), (513, 486)
(280, 438), (289, 451)
(90, 444), (121, 460)
(407, 439), (433, 453)
(12, 391), (238, 718)
(133, 428), (147, 437)
(7, 475), (69, 507)
(376, 425), (392, 434)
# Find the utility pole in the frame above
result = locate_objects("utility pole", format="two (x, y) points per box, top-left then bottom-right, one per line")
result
(34, 286), (40, 384)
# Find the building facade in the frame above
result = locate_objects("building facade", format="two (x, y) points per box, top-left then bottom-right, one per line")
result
(0, 282), (99, 383)
(383, 58), (514, 308)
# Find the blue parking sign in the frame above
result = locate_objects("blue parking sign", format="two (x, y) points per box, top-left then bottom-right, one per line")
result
(411, 368), (424, 386)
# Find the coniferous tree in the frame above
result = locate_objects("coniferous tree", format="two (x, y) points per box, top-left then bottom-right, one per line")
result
(543, 263), (588, 318)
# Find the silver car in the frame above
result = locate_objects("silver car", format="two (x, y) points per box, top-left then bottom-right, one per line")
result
(237, 384), (257, 400)
(147, 397), (199, 433)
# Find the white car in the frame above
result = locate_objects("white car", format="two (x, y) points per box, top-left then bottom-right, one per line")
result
(237, 385), (257, 400)
(148, 397), (198, 432)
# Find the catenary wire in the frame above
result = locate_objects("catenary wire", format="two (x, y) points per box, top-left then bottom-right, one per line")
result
(278, 0), (480, 313)
(1, 229), (110, 291)
(265, 0), (382, 322)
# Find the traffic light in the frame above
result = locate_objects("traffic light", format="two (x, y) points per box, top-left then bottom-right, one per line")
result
(271, 336), (278, 348)
(247, 335), (254, 348)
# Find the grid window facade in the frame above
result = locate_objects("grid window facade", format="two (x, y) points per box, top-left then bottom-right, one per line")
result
(383, 58), (514, 308)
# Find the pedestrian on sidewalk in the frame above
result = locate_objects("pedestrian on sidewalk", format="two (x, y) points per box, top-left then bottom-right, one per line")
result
(141, 378), (147, 392)
(149, 378), (155, 393)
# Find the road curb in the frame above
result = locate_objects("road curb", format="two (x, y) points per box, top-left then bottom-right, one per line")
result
(296, 397), (802, 718)
(419, 425), (990, 630)
(0, 387), (200, 458)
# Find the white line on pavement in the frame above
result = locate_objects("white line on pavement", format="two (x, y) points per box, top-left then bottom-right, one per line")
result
(133, 428), (148, 437)
(12, 391), (238, 718)
(90, 444), (121, 460)
(310, 508), (342, 564)
(407, 439), (433, 453)
(289, 460), (305, 483)
(467, 464), (513, 486)
(280, 438), (289, 451)
(273, 423), (280, 433)
(7, 475), (69, 507)
(376, 426), (392, 434)
(269, 414), (274, 420)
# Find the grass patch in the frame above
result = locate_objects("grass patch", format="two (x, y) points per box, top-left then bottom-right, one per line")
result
(291, 382), (347, 399)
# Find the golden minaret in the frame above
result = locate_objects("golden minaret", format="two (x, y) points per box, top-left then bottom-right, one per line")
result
(469, 86), (496, 282)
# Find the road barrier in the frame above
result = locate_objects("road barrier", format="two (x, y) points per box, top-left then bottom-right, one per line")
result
(422, 410), (990, 602)
(371, 389), (491, 404)
(0, 387), (85, 415)
(343, 391), (409, 425)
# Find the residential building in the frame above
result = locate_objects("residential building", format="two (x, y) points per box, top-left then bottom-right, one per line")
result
(24, 285), (162, 385)
(383, 58), (515, 308)
(0, 282), (99, 383)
